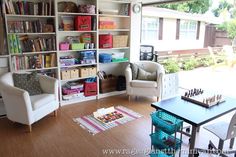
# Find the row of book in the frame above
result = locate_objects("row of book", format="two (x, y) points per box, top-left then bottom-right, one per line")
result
(8, 20), (54, 33)
(3, 0), (54, 15)
(8, 34), (56, 54)
(11, 53), (56, 71)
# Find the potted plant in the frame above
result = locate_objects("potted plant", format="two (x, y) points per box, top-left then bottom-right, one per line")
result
(161, 59), (180, 100)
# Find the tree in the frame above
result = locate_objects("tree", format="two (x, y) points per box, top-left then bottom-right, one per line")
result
(212, 0), (236, 18)
(157, 0), (211, 14)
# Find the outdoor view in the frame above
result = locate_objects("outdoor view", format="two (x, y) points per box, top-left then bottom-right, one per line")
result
(142, 0), (236, 99)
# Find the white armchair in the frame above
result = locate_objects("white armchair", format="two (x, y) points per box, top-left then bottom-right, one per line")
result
(125, 61), (165, 101)
(0, 72), (59, 132)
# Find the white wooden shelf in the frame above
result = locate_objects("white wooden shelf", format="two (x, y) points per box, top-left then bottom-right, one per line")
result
(61, 95), (97, 106)
(99, 61), (129, 65)
(60, 76), (97, 82)
(60, 63), (97, 68)
(13, 67), (58, 72)
(99, 14), (130, 18)
(99, 90), (126, 99)
(7, 32), (56, 35)
(58, 30), (97, 33)
(99, 29), (130, 32)
(58, 12), (96, 16)
(0, 55), (9, 58)
(10, 51), (56, 56)
(99, 0), (131, 4)
(5, 14), (55, 18)
(99, 47), (130, 50)
(59, 49), (96, 53)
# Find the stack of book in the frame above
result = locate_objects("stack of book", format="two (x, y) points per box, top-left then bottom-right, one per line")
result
(62, 82), (85, 100)
(11, 53), (56, 70)
(3, 0), (54, 15)
(8, 35), (56, 53)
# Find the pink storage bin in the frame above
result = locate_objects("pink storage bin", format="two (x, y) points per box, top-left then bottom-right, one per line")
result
(62, 88), (81, 95)
(59, 42), (70, 50)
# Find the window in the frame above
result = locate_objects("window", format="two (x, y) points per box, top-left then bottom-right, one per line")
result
(179, 20), (197, 40)
(141, 17), (159, 43)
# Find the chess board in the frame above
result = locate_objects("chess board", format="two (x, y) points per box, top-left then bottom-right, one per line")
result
(181, 90), (225, 108)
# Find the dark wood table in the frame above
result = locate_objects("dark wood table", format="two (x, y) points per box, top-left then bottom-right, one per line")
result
(151, 96), (236, 157)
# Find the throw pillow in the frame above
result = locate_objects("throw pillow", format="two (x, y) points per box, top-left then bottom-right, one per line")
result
(137, 67), (157, 81)
(13, 72), (43, 96)
(130, 63), (139, 80)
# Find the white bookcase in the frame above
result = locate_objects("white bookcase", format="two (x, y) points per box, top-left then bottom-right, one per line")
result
(3, 0), (132, 106)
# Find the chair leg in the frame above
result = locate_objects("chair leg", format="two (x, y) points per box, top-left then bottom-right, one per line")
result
(54, 110), (57, 117)
(230, 138), (235, 149)
(218, 139), (224, 155)
(128, 95), (131, 101)
(28, 125), (32, 132)
(156, 97), (159, 102)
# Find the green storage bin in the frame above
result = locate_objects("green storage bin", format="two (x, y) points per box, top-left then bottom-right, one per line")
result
(150, 130), (182, 151)
(112, 58), (129, 62)
(151, 111), (183, 134)
(71, 43), (85, 50)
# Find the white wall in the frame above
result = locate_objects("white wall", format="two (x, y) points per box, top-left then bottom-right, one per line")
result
(129, 1), (142, 62)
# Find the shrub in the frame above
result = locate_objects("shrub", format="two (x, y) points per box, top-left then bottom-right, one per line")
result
(162, 59), (180, 74)
(182, 58), (198, 71)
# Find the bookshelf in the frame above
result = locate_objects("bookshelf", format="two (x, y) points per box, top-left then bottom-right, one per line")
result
(3, 0), (58, 78)
(3, 0), (132, 106)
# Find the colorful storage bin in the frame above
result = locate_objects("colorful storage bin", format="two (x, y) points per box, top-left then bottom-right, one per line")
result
(75, 16), (91, 31)
(84, 82), (97, 96)
(70, 43), (85, 50)
(151, 111), (183, 134)
(150, 130), (182, 151)
(59, 42), (69, 50)
(99, 34), (113, 48)
(99, 53), (112, 63)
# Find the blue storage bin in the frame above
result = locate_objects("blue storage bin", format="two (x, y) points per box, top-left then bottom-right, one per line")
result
(99, 53), (112, 63)
(151, 111), (183, 134)
(150, 152), (172, 157)
(150, 130), (182, 151)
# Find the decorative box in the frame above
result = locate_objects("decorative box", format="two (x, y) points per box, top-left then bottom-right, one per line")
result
(84, 82), (97, 96)
(99, 75), (117, 93)
(74, 16), (91, 31)
(99, 53), (112, 63)
(79, 67), (89, 77)
(99, 34), (113, 48)
(70, 69), (79, 78)
(113, 35), (128, 48)
(61, 70), (71, 80)
(78, 5), (96, 14)
(88, 67), (97, 76)
(81, 33), (93, 43)
(70, 43), (85, 50)
(59, 42), (70, 50)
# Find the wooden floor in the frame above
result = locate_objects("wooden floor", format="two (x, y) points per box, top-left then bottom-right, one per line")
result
(0, 95), (157, 157)
(0, 94), (236, 157)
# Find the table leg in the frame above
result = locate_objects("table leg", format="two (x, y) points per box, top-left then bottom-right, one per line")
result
(188, 126), (197, 157)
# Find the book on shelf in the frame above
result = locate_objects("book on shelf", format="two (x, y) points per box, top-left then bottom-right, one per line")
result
(8, 35), (56, 54)
(3, 0), (54, 15)
(11, 53), (56, 71)
(7, 20), (54, 33)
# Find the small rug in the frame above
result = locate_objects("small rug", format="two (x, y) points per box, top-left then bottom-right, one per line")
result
(73, 106), (143, 135)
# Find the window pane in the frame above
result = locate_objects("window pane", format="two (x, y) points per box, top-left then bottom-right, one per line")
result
(179, 20), (197, 40)
(141, 17), (159, 43)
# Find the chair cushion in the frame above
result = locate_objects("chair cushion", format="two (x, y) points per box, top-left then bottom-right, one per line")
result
(130, 80), (157, 88)
(137, 67), (157, 81)
(30, 94), (55, 110)
(130, 63), (139, 80)
(13, 72), (43, 96)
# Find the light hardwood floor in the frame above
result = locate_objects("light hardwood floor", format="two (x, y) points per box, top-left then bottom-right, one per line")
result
(0, 94), (235, 157)
(0, 95), (157, 157)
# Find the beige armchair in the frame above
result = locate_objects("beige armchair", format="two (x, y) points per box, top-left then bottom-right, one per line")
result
(125, 61), (165, 101)
(0, 72), (59, 132)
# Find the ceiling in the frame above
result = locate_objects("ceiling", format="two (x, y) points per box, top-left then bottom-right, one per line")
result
(142, 0), (191, 6)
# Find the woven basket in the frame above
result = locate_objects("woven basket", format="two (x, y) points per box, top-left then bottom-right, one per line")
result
(113, 35), (128, 48)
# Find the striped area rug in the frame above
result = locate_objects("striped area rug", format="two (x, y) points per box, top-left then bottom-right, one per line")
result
(73, 106), (143, 135)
